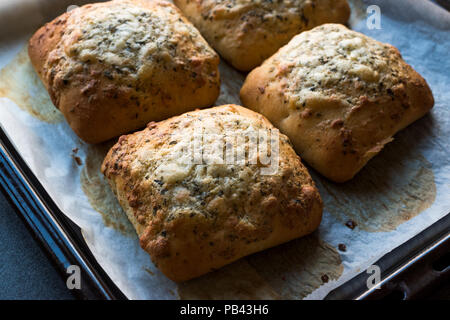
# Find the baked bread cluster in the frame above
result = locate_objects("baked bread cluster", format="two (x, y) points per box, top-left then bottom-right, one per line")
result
(27, 0), (435, 284)
(28, 0), (220, 143)
(174, 0), (350, 71)
(241, 24), (434, 182)
(102, 105), (322, 281)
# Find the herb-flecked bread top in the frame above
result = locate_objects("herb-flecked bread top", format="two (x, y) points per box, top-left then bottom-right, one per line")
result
(28, 0), (220, 143)
(174, 0), (350, 71)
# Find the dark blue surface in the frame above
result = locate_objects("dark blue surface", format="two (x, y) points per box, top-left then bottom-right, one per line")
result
(0, 190), (74, 300)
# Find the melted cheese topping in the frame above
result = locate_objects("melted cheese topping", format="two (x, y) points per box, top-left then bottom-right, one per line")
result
(272, 24), (407, 108)
(129, 108), (285, 217)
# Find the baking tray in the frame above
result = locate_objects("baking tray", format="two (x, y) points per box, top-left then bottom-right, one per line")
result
(0, 123), (448, 300)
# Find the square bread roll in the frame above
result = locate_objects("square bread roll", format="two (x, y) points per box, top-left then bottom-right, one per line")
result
(102, 105), (323, 282)
(240, 24), (434, 183)
(28, 0), (220, 143)
(173, 0), (350, 71)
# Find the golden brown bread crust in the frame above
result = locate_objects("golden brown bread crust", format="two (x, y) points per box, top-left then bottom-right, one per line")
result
(173, 0), (350, 71)
(240, 24), (434, 182)
(28, 0), (220, 143)
(101, 104), (322, 282)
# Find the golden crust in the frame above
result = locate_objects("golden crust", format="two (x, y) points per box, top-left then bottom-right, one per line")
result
(173, 0), (350, 71)
(101, 104), (322, 282)
(240, 24), (434, 182)
(28, 0), (220, 143)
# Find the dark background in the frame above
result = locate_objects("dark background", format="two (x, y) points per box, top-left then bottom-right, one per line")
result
(0, 191), (73, 299)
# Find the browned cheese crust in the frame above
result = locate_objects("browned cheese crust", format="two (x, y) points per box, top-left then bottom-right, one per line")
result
(240, 24), (434, 182)
(173, 0), (350, 71)
(28, 0), (220, 143)
(101, 104), (323, 282)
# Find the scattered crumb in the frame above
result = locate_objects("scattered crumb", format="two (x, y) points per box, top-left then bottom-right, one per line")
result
(144, 268), (154, 276)
(72, 155), (82, 166)
(70, 147), (82, 166)
(338, 244), (347, 252)
(345, 220), (357, 230)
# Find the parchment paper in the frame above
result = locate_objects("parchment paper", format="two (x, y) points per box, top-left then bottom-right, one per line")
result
(0, 0), (449, 300)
